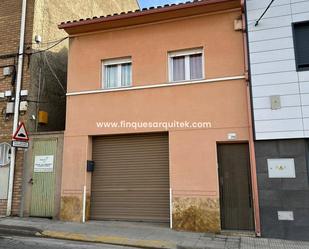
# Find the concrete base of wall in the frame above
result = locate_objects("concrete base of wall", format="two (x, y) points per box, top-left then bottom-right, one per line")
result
(60, 196), (83, 222)
(172, 197), (221, 233)
(60, 195), (221, 234)
(255, 139), (309, 241)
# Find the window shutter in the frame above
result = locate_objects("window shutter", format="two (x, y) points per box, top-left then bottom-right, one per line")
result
(294, 22), (309, 70)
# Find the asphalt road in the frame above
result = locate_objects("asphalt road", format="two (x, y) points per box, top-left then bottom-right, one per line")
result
(0, 235), (141, 249)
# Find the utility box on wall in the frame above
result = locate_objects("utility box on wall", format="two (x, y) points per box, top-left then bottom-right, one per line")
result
(87, 160), (95, 172)
(38, 111), (48, 125)
(267, 158), (296, 178)
(6, 102), (14, 114)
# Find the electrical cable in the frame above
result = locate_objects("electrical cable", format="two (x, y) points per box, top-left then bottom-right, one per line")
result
(0, 37), (68, 59)
(25, 36), (68, 45)
(43, 52), (66, 94)
(26, 37), (68, 55)
(255, 0), (275, 26)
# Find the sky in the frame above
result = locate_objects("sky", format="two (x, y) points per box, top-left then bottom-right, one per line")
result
(138, 0), (187, 8)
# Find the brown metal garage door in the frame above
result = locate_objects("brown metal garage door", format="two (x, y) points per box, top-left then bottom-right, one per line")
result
(91, 133), (170, 223)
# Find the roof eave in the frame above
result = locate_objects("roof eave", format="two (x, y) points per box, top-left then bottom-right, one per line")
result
(59, 0), (240, 35)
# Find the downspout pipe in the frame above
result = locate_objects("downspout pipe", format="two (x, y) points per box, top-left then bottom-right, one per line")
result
(241, 0), (261, 237)
(7, 0), (27, 216)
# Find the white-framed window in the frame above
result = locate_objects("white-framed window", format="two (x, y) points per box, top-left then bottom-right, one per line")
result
(168, 48), (204, 82)
(102, 57), (132, 89)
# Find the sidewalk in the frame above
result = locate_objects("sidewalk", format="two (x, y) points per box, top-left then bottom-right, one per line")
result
(0, 217), (309, 249)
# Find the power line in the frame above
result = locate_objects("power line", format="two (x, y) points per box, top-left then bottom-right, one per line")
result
(255, 0), (275, 26)
(43, 52), (66, 94)
(0, 36), (68, 59)
(26, 37), (68, 55)
(25, 36), (68, 45)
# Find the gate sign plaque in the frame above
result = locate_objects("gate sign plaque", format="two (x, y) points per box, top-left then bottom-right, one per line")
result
(12, 140), (29, 149)
(34, 155), (54, 173)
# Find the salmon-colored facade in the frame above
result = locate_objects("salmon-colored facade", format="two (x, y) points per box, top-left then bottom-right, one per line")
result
(60, 0), (259, 234)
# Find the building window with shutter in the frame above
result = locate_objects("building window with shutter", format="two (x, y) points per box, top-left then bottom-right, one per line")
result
(168, 48), (204, 82)
(293, 21), (309, 71)
(103, 57), (132, 89)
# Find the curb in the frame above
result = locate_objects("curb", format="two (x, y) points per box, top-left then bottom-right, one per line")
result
(41, 230), (177, 249)
(0, 225), (42, 237)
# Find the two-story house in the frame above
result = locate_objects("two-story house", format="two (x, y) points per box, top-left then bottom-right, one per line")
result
(59, 0), (261, 234)
(246, 0), (309, 241)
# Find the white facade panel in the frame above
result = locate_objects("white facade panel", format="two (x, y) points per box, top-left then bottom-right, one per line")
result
(254, 107), (302, 121)
(250, 48), (295, 64)
(291, 1), (309, 14)
(255, 119), (304, 133)
(247, 0), (309, 140)
(251, 60), (295, 75)
(256, 131), (305, 140)
(248, 15), (292, 31)
(302, 106), (309, 118)
(249, 37), (293, 53)
(246, 0), (290, 11)
(298, 71), (309, 82)
(253, 95), (301, 109)
(301, 94), (309, 105)
(291, 0), (309, 3)
(252, 83), (299, 98)
(251, 71), (298, 86)
(304, 118), (309, 132)
(247, 5), (291, 21)
(292, 12), (309, 22)
(248, 27), (292, 42)
(300, 83), (309, 94)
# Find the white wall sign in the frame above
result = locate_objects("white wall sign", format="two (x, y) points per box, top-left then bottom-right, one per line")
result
(267, 158), (296, 178)
(227, 133), (237, 140)
(278, 211), (294, 221)
(0, 167), (9, 199)
(34, 155), (54, 173)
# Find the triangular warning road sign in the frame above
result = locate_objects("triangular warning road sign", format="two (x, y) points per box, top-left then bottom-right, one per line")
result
(13, 122), (29, 141)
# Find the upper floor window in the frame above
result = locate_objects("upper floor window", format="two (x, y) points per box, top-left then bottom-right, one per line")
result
(293, 21), (309, 71)
(103, 58), (132, 89)
(168, 48), (204, 82)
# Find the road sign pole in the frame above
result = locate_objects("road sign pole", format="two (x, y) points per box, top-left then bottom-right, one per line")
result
(7, 0), (27, 217)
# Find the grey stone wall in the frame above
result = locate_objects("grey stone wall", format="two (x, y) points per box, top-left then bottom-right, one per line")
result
(255, 139), (309, 241)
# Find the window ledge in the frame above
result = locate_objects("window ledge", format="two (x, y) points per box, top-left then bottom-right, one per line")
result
(169, 78), (205, 84)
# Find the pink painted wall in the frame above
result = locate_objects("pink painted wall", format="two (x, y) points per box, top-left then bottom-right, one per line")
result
(61, 7), (251, 221)
(67, 10), (244, 92)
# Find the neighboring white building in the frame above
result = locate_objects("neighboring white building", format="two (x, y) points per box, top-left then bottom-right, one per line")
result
(246, 0), (309, 241)
(247, 0), (309, 140)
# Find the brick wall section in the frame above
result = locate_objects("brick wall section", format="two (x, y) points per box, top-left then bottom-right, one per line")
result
(0, 200), (7, 216)
(0, 0), (34, 216)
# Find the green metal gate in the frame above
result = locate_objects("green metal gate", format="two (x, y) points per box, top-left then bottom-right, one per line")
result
(30, 139), (57, 217)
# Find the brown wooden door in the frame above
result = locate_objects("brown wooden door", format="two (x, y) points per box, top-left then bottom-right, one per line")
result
(217, 143), (254, 231)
